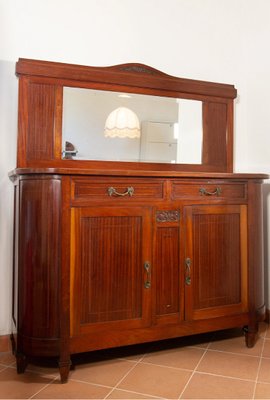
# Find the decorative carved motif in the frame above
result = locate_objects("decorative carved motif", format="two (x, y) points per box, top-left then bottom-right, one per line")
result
(156, 210), (180, 223)
(119, 65), (156, 75)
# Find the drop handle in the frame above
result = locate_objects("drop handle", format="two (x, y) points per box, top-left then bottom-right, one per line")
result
(108, 186), (134, 197)
(185, 257), (192, 286)
(144, 261), (151, 289)
(199, 187), (222, 196)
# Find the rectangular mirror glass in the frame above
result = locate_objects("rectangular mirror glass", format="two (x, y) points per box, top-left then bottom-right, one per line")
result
(62, 87), (203, 164)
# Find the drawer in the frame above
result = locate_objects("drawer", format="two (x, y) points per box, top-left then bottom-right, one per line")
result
(71, 177), (165, 203)
(171, 181), (247, 200)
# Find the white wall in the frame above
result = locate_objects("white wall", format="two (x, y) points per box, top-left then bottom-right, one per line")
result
(1, 0), (270, 335)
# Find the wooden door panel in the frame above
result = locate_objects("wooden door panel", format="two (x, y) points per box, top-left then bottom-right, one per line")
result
(80, 215), (142, 323)
(193, 213), (241, 309)
(185, 205), (248, 320)
(155, 227), (180, 316)
(71, 207), (151, 336)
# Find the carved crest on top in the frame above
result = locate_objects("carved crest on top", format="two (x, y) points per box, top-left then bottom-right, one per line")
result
(119, 65), (158, 75)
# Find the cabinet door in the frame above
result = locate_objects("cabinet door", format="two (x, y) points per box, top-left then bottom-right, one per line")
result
(184, 205), (248, 320)
(70, 207), (152, 337)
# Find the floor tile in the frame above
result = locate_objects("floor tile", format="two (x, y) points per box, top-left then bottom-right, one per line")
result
(257, 357), (270, 383)
(197, 350), (260, 380)
(264, 323), (270, 339)
(142, 346), (205, 370)
(0, 336), (11, 352)
(262, 338), (270, 357)
(254, 382), (270, 399)
(117, 362), (191, 399)
(258, 322), (269, 337)
(68, 358), (137, 387)
(180, 372), (255, 399)
(107, 388), (160, 399)
(27, 363), (60, 378)
(0, 352), (16, 366)
(0, 367), (55, 399)
(32, 379), (111, 399)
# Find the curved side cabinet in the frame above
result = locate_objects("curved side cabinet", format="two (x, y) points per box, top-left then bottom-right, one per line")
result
(12, 175), (62, 373)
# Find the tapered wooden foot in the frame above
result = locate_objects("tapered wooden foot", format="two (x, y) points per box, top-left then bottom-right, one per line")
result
(16, 353), (28, 374)
(10, 333), (16, 355)
(243, 325), (258, 348)
(58, 359), (71, 383)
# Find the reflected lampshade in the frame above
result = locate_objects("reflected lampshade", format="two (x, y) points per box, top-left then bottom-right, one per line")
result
(104, 107), (140, 138)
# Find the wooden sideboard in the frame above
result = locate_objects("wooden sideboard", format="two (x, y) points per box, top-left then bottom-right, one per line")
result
(10, 59), (268, 383)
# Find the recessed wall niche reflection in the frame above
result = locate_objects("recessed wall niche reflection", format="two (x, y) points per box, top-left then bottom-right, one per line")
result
(62, 87), (203, 164)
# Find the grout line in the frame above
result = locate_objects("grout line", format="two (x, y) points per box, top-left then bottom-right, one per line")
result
(187, 369), (259, 383)
(103, 353), (147, 399)
(28, 375), (59, 399)
(67, 377), (114, 389)
(103, 387), (165, 399)
(136, 359), (194, 373)
(178, 339), (212, 399)
(251, 328), (267, 400)
(203, 347), (262, 359)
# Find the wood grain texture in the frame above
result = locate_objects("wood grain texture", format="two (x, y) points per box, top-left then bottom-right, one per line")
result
(26, 82), (56, 160)
(155, 227), (180, 316)
(202, 102), (228, 168)
(17, 177), (61, 339)
(16, 59), (237, 99)
(15, 58), (236, 173)
(70, 206), (152, 337)
(10, 58), (266, 382)
(71, 177), (165, 204)
(80, 215), (143, 323)
(184, 205), (248, 321)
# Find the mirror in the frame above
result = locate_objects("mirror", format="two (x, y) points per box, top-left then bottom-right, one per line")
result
(62, 87), (203, 164)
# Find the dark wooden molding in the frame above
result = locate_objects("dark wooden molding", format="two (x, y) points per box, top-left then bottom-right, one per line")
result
(16, 59), (237, 99)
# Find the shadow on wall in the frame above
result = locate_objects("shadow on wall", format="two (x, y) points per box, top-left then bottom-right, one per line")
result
(0, 60), (18, 334)
(262, 182), (270, 312)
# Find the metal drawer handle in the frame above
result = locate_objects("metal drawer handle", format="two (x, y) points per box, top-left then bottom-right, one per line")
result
(108, 186), (134, 197)
(199, 187), (222, 196)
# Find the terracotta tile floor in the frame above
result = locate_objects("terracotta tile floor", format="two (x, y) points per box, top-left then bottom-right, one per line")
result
(1, 323), (270, 399)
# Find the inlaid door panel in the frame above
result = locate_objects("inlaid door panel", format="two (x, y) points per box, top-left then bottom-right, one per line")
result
(155, 226), (180, 318)
(70, 207), (152, 336)
(184, 205), (248, 320)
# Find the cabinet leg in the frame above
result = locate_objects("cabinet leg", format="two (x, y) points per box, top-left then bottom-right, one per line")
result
(10, 333), (16, 355)
(16, 353), (28, 374)
(243, 324), (258, 348)
(58, 359), (71, 383)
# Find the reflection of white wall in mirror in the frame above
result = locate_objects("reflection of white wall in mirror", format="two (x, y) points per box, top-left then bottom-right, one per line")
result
(176, 99), (202, 164)
(140, 121), (178, 163)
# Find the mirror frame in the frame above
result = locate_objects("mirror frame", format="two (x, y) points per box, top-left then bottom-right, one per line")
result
(15, 58), (237, 172)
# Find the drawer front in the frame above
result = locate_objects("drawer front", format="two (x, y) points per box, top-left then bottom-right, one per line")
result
(171, 181), (247, 201)
(71, 177), (165, 203)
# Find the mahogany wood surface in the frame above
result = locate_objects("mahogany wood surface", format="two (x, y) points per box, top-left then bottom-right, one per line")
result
(10, 59), (268, 382)
(11, 172), (266, 382)
(15, 58), (236, 173)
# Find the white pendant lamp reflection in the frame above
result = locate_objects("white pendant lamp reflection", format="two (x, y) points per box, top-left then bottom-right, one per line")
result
(104, 107), (140, 138)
